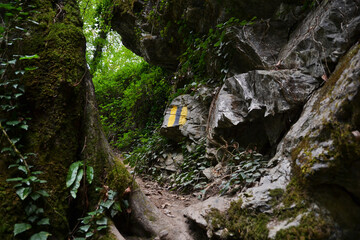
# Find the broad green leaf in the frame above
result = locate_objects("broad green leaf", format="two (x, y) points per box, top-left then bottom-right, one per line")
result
(100, 200), (114, 209)
(86, 166), (94, 184)
(8, 59), (17, 65)
(8, 164), (19, 168)
(19, 54), (39, 60)
(85, 232), (94, 237)
(36, 208), (44, 214)
(20, 124), (29, 130)
(6, 120), (21, 126)
(29, 231), (51, 240)
(30, 192), (41, 201)
(112, 202), (122, 212)
(11, 138), (20, 144)
(66, 161), (82, 188)
(97, 225), (107, 231)
(37, 218), (50, 225)
(36, 190), (50, 197)
(70, 168), (83, 199)
(18, 165), (27, 174)
(79, 224), (91, 232)
(25, 203), (37, 216)
(28, 215), (38, 223)
(6, 177), (23, 182)
(96, 217), (108, 225)
(14, 223), (31, 236)
(0, 3), (16, 10)
(1, 147), (12, 153)
(16, 187), (31, 200)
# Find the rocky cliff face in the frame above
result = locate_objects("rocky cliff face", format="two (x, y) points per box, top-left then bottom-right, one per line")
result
(112, 0), (360, 238)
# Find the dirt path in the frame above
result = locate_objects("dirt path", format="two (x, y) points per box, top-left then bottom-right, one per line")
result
(117, 153), (203, 239)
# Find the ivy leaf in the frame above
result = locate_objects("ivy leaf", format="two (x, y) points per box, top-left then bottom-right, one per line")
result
(36, 190), (50, 197)
(30, 192), (41, 201)
(96, 217), (108, 225)
(20, 124), (29, 130)
(1, 147), (12, 153)
(37, 218), (50, 225)
(85, 232), (94, 238)
(70, 168), (83, 199)
(100, 200), (114, 209)
(66, 161), (82, 188)
(25, 203), (37, 216)
(14, 223), (32, 236)
(86, 166), (94, 184)
(8, 59), (17, 65)
(18, 165), (28, 174)
(16, 187), (32, 200)
(6, 120), (21, 126)
(79, 224), (91, 232)
(97, 225), (107, 231)
(29, 231), (51, 240)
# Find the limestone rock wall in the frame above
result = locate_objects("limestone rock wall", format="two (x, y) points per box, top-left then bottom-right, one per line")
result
(112, 0), (360, 238)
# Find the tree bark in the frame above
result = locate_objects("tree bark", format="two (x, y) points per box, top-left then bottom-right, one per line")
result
(0, 0), (130, 238)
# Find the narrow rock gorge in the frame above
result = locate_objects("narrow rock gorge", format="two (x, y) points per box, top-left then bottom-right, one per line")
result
(111, 0), (360, 239)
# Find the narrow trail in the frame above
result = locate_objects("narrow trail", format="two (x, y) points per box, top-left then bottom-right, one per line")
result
(116, 153), (204, 239)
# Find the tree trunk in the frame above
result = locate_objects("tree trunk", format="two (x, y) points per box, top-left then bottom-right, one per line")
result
(1, 1), (192, 239)
(0, 0), (130, 238)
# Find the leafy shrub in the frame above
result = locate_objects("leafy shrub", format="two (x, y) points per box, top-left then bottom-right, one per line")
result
(124, 130), (173, 176)
(93, 60), (171, 149)
(220, 149), (268, 195)
(169, 138), (210, 193)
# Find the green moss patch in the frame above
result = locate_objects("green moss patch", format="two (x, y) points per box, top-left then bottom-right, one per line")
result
(208, 199), (270, 239)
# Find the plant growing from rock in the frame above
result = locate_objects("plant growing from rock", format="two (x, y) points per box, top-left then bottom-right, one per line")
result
(1, 2), (52, 238)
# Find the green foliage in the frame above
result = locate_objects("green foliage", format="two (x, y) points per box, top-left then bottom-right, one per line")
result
(94, 60), (171, 149)
(124, 130), (172, 176)
(220, 149), (268, 195)
(0, 1), (51, 239)
(70, 187), (122, 239)
(209, 199), (270, 239)
(175, 16), (257, 90)
(169, 139), (210, 192)
(66, 161), (94, 199)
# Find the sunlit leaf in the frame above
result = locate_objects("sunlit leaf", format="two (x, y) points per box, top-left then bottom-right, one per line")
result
(16, 187), (32, 200)
(29, 231), (51, 240)
(70, 168), (83, 198)
(14, 223), (31, 236)
(19, 54), (39, 60)
(66, 161), (82, 187)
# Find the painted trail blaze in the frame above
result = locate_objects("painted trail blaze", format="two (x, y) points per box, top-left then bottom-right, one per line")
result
(167, 106), (188, 127)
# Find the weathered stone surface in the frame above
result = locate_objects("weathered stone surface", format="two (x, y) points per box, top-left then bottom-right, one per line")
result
(160, 94), (208, 142)
(183, 196), (232, 229)
(111, 0), (302, 70)
(240, 43), (360, 237)
(267, 212), (305, 239)
(209, 70), (319, 151)
(225, 20), (289, 73)
(278, 0), (360, 78)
